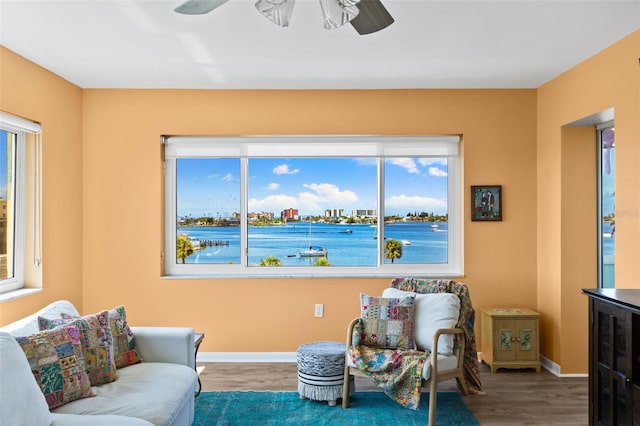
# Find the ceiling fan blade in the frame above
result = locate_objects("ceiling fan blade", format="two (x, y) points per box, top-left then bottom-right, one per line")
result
(350, 0), (394, 35)
(255, 0), (296, 27)
(319, 0), (360, 30)
(174, 0), (229, 15)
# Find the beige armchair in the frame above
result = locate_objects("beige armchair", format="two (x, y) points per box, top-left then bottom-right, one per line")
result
(342, 278), (483, 426)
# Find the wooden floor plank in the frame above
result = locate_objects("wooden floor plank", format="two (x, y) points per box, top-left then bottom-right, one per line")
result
(198, 361), (588, 425)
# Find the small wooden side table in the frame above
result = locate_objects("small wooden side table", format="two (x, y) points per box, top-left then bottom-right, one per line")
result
(480, 308), (540, 373)
(194, 333), (204, 397)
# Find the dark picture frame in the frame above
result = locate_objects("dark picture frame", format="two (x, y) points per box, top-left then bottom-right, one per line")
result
(471, 185), (502, 221)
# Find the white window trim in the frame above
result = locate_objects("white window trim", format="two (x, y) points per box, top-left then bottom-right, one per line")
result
(163, 135), (462, 278)
(0, 112), (40, 294)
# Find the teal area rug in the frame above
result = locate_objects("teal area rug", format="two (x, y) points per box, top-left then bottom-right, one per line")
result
(194, 391), (479, 425)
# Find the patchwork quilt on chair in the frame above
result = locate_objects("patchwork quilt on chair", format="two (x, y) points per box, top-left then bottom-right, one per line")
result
(390, 277), (485, 395)
(349, 319), (426, 409)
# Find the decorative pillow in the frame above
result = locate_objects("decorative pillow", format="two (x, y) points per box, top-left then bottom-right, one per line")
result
(107, 305), (143, 368)
(40, 310), (118, 385)
(382, 288), (460, 355)
(62, 306), (142, 369)
(14, 326), (94, 409)
(359, 292), (416, 350)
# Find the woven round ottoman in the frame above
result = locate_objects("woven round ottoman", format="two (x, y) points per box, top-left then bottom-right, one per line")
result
(297, 341), (354, 406)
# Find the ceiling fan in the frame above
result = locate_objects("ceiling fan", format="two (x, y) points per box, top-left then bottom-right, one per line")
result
(174, 0), (394, 35)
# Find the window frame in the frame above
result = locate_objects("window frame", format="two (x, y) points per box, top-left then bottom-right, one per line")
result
(597, 121), (615, 288)
(0, 125), (26, 294)
(163, 135), (462, 278)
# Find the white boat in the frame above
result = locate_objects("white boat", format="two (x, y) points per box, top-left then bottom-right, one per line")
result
(300, 246), (328, 257)
(402, 240), (411, 246)
(300, 219), (328, 257)
(431, 223), (440, 231)
(338, 229), (353, 234)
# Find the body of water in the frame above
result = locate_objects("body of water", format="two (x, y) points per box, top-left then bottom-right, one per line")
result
(178, 222), (448, 266)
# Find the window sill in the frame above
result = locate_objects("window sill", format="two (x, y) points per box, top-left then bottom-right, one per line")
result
(0, 288), (42, 303)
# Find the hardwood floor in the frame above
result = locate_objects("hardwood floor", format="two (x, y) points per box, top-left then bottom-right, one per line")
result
(198, 361), (588, 425)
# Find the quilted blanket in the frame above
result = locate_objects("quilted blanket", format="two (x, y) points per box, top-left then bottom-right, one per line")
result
(349, 320), (426, 409)
(390, 277), (485, 395)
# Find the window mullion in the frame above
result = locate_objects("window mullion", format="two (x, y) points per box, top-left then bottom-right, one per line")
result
(241, 157), (248, 267)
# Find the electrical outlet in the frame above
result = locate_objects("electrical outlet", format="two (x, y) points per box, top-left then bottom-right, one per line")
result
(314, 303), (324, 318)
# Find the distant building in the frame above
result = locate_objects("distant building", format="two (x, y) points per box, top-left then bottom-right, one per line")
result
(352, 209), (376, 218)
(325, 208), (344, 218)
(282, 208), (299, 220)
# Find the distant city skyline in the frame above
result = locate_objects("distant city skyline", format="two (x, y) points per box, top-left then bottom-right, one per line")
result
(176, 157), (448, 218)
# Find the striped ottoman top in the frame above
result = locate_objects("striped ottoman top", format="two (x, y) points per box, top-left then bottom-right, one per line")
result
(297, 341), (346, 388)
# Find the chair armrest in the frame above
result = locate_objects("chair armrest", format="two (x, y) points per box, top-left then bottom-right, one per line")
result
(130, 327), (195, 368)
(431, 328), (465, 369)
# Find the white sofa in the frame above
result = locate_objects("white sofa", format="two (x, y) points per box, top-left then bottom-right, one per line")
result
(0, 300), (199, 426)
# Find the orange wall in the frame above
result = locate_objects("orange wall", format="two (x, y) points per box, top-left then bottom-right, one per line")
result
(0, 46), (84, 323)
(4, 30), (636, 373)
(537, 30), (640, 373)
(78, 88), (537, 353)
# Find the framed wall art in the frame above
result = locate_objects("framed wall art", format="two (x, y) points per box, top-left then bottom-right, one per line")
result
(471, 185), (502, 221)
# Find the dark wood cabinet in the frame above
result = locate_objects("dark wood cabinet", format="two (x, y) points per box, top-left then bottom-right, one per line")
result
(583, 289), (640, 426)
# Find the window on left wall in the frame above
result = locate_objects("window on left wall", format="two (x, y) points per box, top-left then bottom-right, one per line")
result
(0, 112), (41, 296)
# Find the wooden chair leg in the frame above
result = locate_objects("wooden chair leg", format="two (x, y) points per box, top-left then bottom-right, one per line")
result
(342, 367), (352, 408)
(428, 379), (438, 426)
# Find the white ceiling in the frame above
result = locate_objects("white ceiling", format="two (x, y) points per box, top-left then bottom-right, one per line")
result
(0, 0), (638, 89)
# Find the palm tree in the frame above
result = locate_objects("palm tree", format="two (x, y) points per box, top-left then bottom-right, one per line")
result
(384, 238), (403, 263)
(259, 255), (282, 266)
(176, 235), (194, 264)
(314, 258), (331, 266)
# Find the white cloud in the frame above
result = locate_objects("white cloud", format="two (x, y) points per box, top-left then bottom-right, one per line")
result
(273, 164), (300, 175)
(266, 182), (279, 190)
(302, 183), (359, 203)
(249, 182), (360, 214)
(388, 158), (419, 174)
(418, 158), (446, 167)
(428, 167), (447, 177)
(248, 194), (298, 212)
(207, 173), (235, 182)
(386, 194), (447, 212)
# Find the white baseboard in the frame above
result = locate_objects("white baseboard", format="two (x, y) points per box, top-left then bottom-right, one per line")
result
(540, 355), (588, 378)
(198, 352), (297, 363)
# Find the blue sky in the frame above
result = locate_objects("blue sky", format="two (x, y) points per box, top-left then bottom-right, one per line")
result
(176, 157), (449, 218)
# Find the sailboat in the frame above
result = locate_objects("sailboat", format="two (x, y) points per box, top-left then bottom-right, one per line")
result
(300, 246), (328, 257)
(299, 219), (328, 257)
(430, 216), (440, 231)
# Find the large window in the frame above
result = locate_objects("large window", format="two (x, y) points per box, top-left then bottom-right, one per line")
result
(0, 112), (39, 295)
(164, 136), (461, 277)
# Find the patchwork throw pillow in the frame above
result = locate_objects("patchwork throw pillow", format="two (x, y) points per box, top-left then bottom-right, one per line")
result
(62, 306), (142, 369)
(359, 293), (416, 350)
(106, 305), (143, 368)
(14, 326), (94, 409)
(40, 310), (118, 385)
(382, 288), (461, 355)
